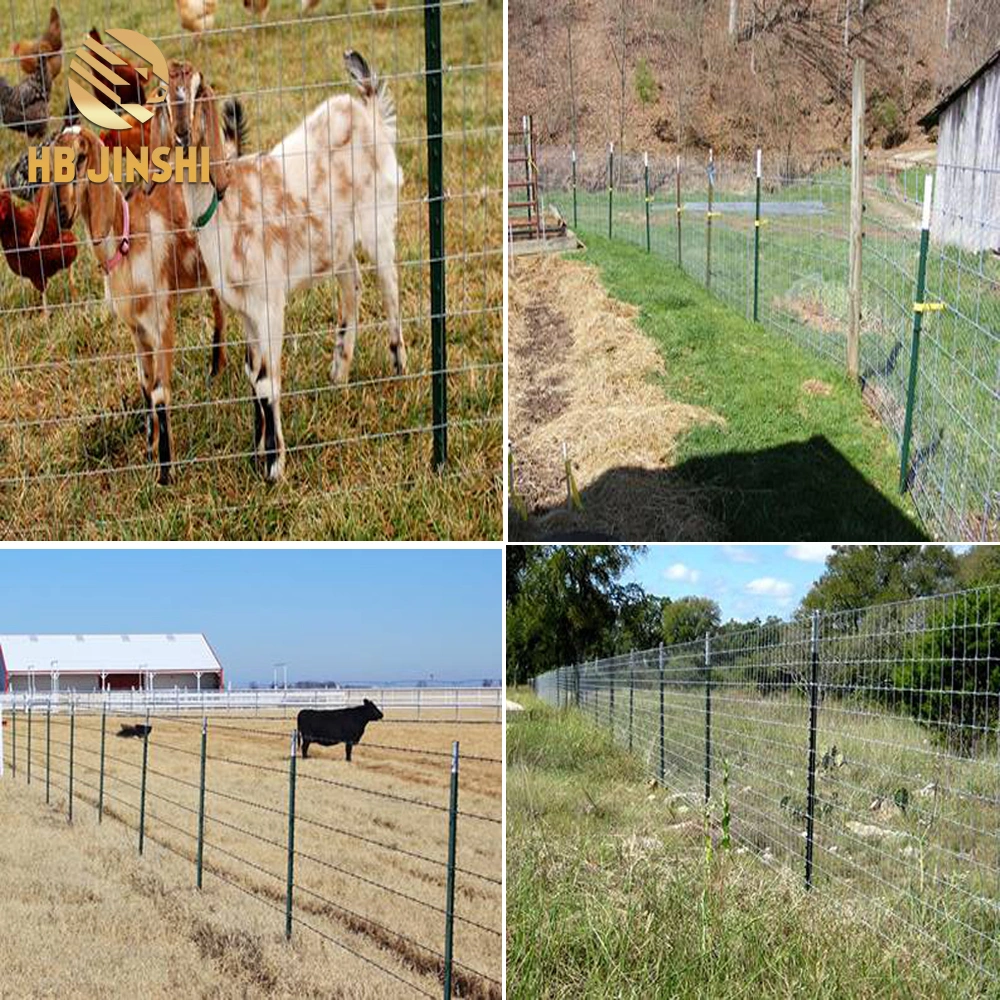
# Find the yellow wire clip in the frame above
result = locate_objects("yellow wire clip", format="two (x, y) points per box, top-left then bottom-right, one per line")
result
(706, 211), (723, 219)
(913, 302), (946, 313)
(754, 219), (769, 228)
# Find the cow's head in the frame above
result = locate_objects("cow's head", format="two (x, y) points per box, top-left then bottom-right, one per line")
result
(363, 698), (384, 721)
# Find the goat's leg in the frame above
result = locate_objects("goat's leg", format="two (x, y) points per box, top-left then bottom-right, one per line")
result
(245, 336), (266, 466)
(132, 332), (157, 463)
(209, 291), (226, 378)
(150, 311), (177, 486)
(245, 307), (287, 481)
(330, 256), (361, 385)
(377, 255), (406, 376)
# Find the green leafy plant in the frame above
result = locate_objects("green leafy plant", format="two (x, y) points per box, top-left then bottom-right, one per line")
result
(635, 59), (657, 105)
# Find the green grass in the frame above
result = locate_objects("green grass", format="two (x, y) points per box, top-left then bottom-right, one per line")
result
(507, 689), (998, 999)
(0, 0), (501, 539)
(564, 232), (922, 539)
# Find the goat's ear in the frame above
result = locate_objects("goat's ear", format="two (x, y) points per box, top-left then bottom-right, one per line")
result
(200, 87), (232, 197)
(28, 183), (54, 248)
(144, 104), (169, 195)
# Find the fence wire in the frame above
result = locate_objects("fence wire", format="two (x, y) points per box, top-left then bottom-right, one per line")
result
(2, 707), (502, 997)
(0, 0), (501, 539)
(538, 141), (999, 541)
(534, 585), (1000, 986)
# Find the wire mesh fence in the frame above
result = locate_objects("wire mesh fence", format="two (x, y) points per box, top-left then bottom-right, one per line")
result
(537, 142), (999, 542)
(0, 702), (502, 997)
(0, 0), (502, 539)
(533, 585), (1000, 986)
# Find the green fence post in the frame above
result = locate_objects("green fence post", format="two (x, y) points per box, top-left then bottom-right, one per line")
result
(68, 703), (74, 824)
(900, 175), (935, 494)
(443, 741), (460, 999)
(753, 148), (762, 322)
(139, 710), (150, 854)
(644, 152), (651, 253)
(675, 154), (682, 267)
(26, 704), (31, 786)
(704, 633), (712, 804)
(607, 142), (614, 239)
(11, 699), (15, 778)
(197, 716), (207, 889)
(609, 663), (615, 736)
(706, 148), (714, 289)
(658, 643), (665, 785)
(805, 611), (821, 890)
(45, 701), (51, 804)
(98, 700), (106, 823)
(628, 651), (634, 752)
(571, 148), (578, 230)
(424, 0), (447, 469)
(285, 731), (298, 940)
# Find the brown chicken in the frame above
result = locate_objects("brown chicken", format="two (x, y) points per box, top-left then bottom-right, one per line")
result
(12, 6), (62, 79)
(0, 189), (77, 315)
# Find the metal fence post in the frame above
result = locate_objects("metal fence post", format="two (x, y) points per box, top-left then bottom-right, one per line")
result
(609, 662), (615, 736)
(443, 741), (460, 999)
(197, 717), (207, 889)
(45, 701), (51, 804)
(900, 174), (935, 494)
(644, 152), (651, 253)
(139, 710), (150, 854)
(68, 704), (74, 823)
(704, 633), (712, 803)
(10, 700), (15, 778)
(424, 0), (447, 468)
(26, 704), (31, 786)
(98, 701), (106, 823)
(628, 651), (635, 752)
(285, 730), (298, 940)
(706, 148), (714, 289)
(805, 611), (821, 890)
(753, 148), (762, 322)
(607, 142), (614, 239)
(675, 155), (682, 267)
(571, 148), (578, 230)
(658, 643), (665, 785)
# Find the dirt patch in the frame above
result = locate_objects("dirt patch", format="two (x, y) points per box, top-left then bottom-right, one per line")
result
(775, 294), (845, 336)
(802, 379), (833, 396)
(508, 253), (724, 539)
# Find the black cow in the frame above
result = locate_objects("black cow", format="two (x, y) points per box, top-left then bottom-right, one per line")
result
(117, 723), (152, 739)
(297, 699), (383, 761)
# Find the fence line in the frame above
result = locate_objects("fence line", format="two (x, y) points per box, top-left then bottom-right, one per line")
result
(533, 584), (1000, 983)
(537, 139), (999, 541)
(2, 707), (501, 997)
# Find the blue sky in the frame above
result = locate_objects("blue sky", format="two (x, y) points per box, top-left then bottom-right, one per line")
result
(629, 544), (837, 620)
(0, 549), (501, 686)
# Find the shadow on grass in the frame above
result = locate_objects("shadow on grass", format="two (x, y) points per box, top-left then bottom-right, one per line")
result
(513, 434), (927, 542)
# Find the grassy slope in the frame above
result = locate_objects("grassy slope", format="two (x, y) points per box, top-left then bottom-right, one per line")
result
(573, 234), (924, 540)
(506, 691), (984, 1000)
(0, 0), (501, 540)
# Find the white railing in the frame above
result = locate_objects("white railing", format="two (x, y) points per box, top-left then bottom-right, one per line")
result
(0, 686), (503, 718)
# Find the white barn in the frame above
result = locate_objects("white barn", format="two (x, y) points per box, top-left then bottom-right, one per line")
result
(919, 49), (1000, 252)
(0, 634), (224, 694)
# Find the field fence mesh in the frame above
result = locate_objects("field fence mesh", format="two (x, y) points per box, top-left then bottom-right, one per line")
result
(2, 707), (501, 996)
(533, 584), (1000, 985)
(536, 140), (999, 541)
(0, 0), (501, 538)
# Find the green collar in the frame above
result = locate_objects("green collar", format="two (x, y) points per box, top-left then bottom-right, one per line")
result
(194, 188), (219, 229)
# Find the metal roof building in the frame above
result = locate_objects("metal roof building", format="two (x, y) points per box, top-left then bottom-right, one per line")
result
(0, 634), (224, 694)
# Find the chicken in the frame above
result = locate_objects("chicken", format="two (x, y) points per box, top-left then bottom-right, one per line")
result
(12, 7), (62, 80)
(243, 0), (270, 15)
(0, 55), (53, 138)
(85, 28), (147, 109)
(176, 0), (218, 34)
(0, 189), (77, 315)
(4, 93), (80, 202)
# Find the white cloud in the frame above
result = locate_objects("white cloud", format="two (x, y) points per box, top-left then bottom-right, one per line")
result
(785, 543), (833, 564)
(745, 577), (794, 598)
(665, 563), (700, 584)
(721, 545), (757, 564)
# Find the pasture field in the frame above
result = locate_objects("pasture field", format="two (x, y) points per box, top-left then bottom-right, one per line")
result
(506, 689), (994, 999)
(0, 707), (502, 998)
(0, 0), (502, 539)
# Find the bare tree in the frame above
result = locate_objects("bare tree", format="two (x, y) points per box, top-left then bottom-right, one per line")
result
(608, 0), (633, 155)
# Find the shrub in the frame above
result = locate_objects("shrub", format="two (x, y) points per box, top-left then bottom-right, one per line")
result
(635, 59), (657, 105)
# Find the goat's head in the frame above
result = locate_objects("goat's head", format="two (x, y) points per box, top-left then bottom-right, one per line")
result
(162, 60), (231, 197)
(29, 127), (102, 248)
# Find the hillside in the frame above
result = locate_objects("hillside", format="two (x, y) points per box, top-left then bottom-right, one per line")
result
(509, 0), (1000, 167)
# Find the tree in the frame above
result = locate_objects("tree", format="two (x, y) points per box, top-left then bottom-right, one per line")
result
(505, 546), (645, 685)
(661, 596), (722, 645)
(957, 547), (1000, 587)
(608, 586), (667, 653)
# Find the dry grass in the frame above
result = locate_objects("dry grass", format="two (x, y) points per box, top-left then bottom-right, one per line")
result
(508, 252), (722, 539)
(1, 708), (501, 998)
(0, 0), (502, 539)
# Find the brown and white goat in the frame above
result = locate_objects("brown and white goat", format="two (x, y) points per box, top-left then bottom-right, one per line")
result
(160, 51), (404, 481)
(29, 126), (229, 484)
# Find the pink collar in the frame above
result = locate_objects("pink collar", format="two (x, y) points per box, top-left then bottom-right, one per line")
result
(103, 190), (131, 273)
